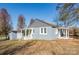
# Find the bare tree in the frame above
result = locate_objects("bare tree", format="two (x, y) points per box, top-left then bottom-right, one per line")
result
(0, 13), (4, 35)
(17, 15), (26, 32)
(0, 8), (12, 39)
(56, 3), (79, 27)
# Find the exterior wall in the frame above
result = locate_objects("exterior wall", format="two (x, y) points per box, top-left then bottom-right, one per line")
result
(31, 27), (59, 40)
(9, 32), (17, 40)
(10, 27), (59, 40)
(17, 32), (23, 40)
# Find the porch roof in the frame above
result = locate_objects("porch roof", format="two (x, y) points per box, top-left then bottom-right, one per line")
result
(57, 27), (69, 29)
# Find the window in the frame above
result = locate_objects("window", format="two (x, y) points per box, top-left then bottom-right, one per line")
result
(40, 27), (47, 35)
(26, 29), (32, 36)
(41, 28), (43, 33)
(44, 28), (47, 33)
(22, 30), (25, 36)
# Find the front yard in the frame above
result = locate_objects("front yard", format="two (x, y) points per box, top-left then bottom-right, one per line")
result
(0, 39), (79, 55)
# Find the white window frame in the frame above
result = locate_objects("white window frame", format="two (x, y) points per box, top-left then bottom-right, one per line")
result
(40, 27), (47, 35)
(29, 28), (33, 35)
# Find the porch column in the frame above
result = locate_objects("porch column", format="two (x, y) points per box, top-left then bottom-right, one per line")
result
(67, 29), (69, 38)
(25, 29), (26, 37)
(21, 29), (22, 40)
(66, 29), (68, 39)
(58, 29), (60, 38)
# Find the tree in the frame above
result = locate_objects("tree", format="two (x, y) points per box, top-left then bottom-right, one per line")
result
(0, 8), (12, 39)
(56, 3), (79, 27)
(17, 15), (26, 32)
(0, 13), (4, 35)
(52, 15), (63, 27)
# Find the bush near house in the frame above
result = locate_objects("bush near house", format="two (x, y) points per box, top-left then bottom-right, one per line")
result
(0, 35), (8, 40)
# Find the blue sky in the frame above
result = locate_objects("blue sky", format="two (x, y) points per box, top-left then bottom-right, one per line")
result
(0, 3), (58, 29)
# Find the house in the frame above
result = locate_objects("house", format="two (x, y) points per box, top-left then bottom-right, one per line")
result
(9, 19), (69, 40)
(9, 30), (17, 40)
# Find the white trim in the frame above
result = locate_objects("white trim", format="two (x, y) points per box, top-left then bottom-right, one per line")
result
(56, 28), (58, 34)
(31, 28), (33, 35)
(24, 28), (27, 37)
(28, 28), (33, 39)
(40, 27), (43, 34)
(40, 27), (47, 35)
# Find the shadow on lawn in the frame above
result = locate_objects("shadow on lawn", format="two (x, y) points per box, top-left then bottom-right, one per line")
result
(2, 40), (37, 55)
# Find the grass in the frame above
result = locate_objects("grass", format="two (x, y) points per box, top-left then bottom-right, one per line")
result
(0, 39), (79, 55)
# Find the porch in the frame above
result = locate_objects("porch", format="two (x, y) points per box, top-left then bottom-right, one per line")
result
(58, 27), (69, 39)
(21, 28), (33, 40)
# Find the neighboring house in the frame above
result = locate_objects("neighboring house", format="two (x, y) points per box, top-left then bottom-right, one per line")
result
(9, 31), (17, 40)
(9, 19), (69, 40)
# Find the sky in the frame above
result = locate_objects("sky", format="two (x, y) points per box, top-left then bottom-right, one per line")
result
(0, 3), (58, 29)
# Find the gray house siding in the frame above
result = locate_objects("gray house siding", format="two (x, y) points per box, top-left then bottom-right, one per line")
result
(27, 19), (58, 40)
(28, 19), (56, 28)
(31, 27), (59, 40)
(17, 32), (23, 39)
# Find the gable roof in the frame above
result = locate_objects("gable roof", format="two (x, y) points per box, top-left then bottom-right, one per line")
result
(28, 19), (57, 28)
